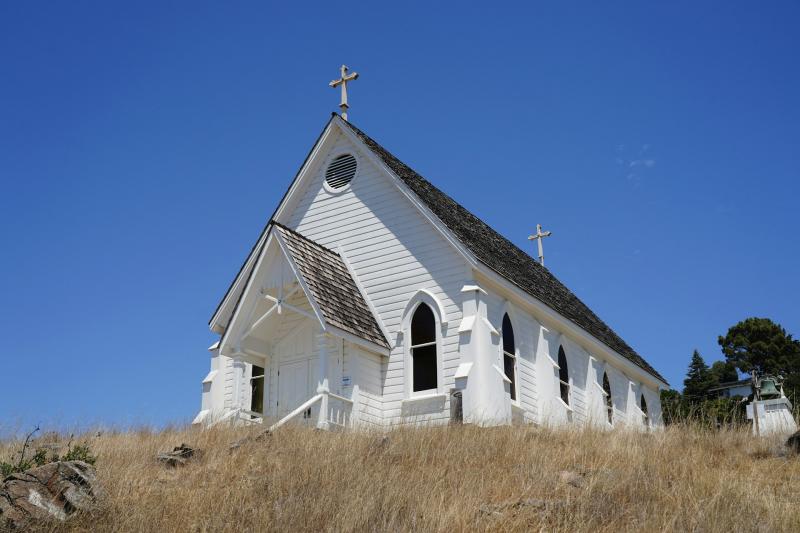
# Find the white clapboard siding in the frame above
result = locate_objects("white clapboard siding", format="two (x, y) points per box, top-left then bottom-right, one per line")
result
(222, 355), (234, 408)
(344, 343), (384, 429)
(285, 129), (468, 426)
(510, 308), (540, 423)
(517, 358), (538, 422)
(517, 325), (540, 423)
(573, 345), (590, 426)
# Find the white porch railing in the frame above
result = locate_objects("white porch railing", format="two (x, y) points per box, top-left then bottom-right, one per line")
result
(212, 392), (354, 431)
(266, 392), (354, 432)
(269, 393), (324, 431)
(326, 392), (354, 430)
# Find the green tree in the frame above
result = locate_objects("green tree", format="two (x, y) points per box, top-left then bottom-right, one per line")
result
(659, 389), (685, 426)
(709, 360), (738, 386)
(683, 350), (713, 401)
(718, 318), (800, 386)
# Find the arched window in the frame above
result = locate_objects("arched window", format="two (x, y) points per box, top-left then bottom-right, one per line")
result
(558, 346), (570, 405)
(502, 313), (516, 401)
(640, 393), (649, 427)
(410, 303), (437, 392)
(602, 372), (613, 424)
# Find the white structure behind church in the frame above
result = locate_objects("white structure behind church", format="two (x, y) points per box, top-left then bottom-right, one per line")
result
(194, 115), (668, 431)
(747, 398), (798, 436)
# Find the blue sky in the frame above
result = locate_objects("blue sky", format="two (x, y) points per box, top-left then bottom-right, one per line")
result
(1, 2), (798, 431)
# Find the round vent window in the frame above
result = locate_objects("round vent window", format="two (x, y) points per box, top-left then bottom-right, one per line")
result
(325, 154), (357, 190)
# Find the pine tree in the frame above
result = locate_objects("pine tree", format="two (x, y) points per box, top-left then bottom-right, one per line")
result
(683, 350), (712, 401)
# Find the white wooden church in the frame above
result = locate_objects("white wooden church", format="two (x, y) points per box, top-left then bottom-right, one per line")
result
(194, 73), (668, 431)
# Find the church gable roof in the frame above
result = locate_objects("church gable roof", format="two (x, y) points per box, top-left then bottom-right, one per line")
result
(274, 223), (390, 350)
(339, 119), (666, 384)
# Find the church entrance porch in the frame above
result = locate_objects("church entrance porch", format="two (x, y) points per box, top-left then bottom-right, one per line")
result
(221, 287), (357, 430)
(228, 316), (352, 430)
(199, 223), (389, 429)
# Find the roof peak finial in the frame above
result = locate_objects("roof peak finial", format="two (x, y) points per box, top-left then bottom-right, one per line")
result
(329, 65), (359, 121)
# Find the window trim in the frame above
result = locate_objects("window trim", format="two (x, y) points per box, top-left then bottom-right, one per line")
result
(500, 311), (518, 403)
(640, 390), (650, 428)
(249, 364), (266, 416)
(557, 345), (571, 407)
(602, 371), (613, 426)
(401, 292), (445, 398)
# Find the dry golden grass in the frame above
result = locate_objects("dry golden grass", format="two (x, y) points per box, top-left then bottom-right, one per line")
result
(3, 423), (799, 532)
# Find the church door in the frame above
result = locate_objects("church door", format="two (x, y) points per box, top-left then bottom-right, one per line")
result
(277, 357), (320, 425)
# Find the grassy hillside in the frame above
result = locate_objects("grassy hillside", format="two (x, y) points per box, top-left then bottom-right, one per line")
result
(2, 424), (798, 532)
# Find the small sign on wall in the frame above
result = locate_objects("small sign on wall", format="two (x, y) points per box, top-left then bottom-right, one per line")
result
(342, 375), (352, 388)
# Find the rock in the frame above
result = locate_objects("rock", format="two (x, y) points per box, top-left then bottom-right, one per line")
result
(786, 431), (800, 454)
(156, 444), (199, 467)
(558, 470), (587, 488)
(0, 460), (101, 530)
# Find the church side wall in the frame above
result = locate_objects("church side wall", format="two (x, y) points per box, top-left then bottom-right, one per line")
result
(478, 273), (661, 430)
(284, 130), (468, 427)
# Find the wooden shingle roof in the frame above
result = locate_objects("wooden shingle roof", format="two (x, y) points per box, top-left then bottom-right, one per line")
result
(275, 223), (389, 350)
(340, 119), (666, 384)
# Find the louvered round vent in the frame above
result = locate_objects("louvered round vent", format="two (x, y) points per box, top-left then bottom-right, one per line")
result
(325, 154), (357, 190)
